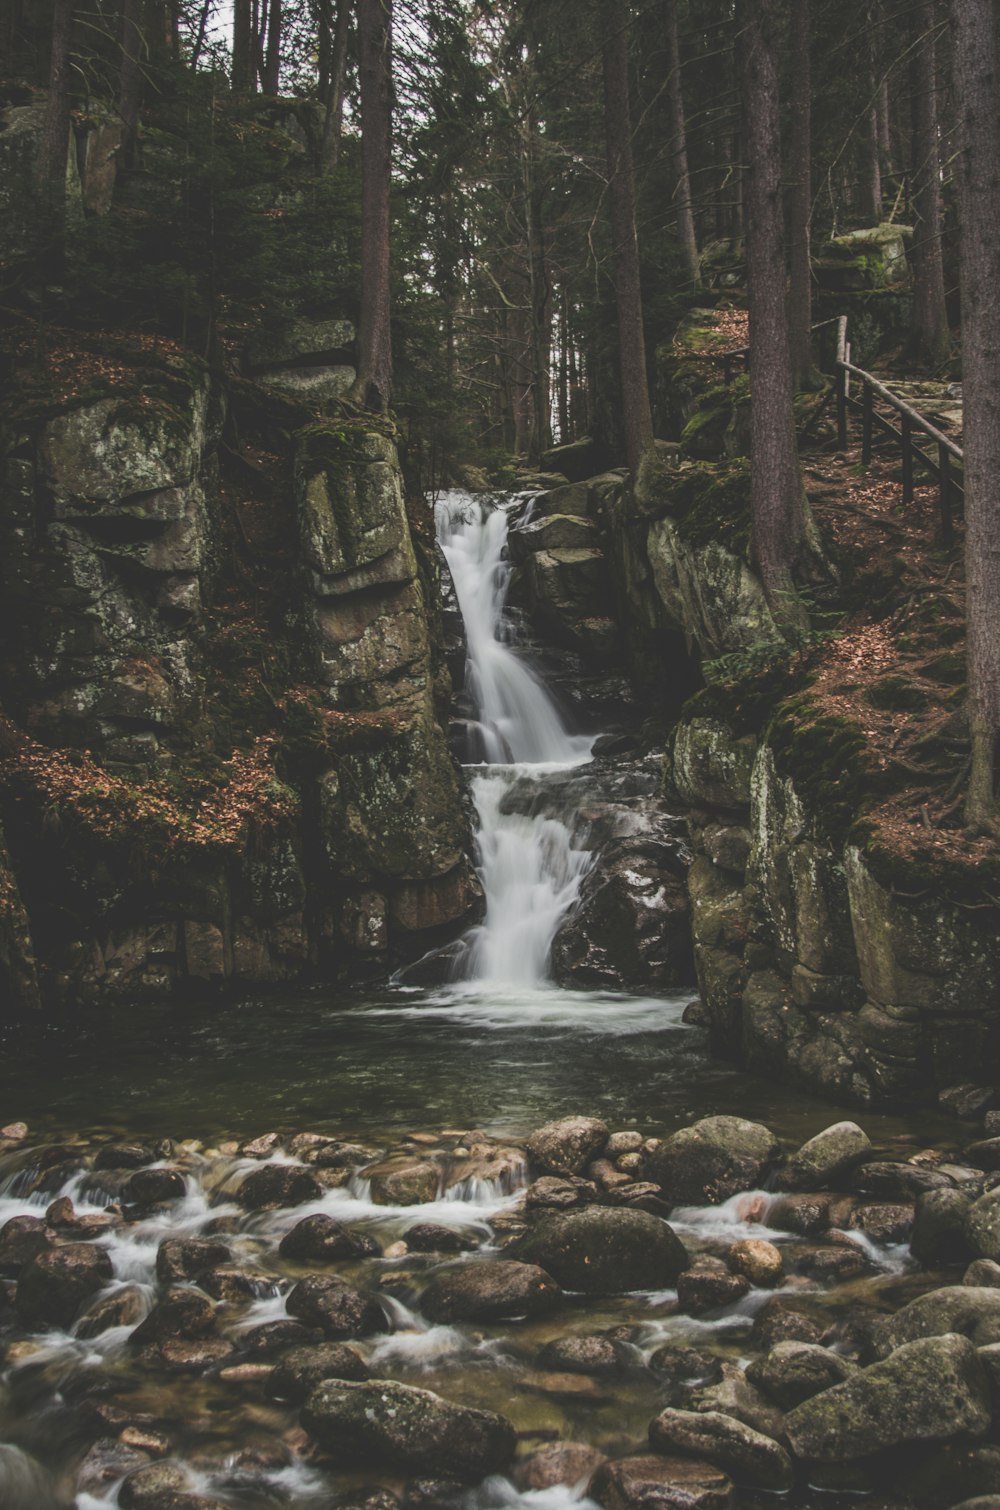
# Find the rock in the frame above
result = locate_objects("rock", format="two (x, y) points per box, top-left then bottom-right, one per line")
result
(749, 1296), (829, 1350)
(200, 1265), (276, 1302)
(524, 1175), (597, 1210)
(526, 1117), (609, 1177)
(0, 1215), (55, 1276)
(511, 1206), (688, 1293)
(239, 1133), (282, 1158)
(966, 1261), (1000, 1288)
(677, 1257), (750, 1315)
(851, 1161), (955, 1201)
(150, 1336), (234, 1373)
(516, 1442), (607, 1490)
(911, 1188), (976, 1265)
(589, 1453), (733, 1510)
(872, 1286), (1000, 1355)
(156, 1238), (232, 1284)
(365, 1158), (441, 1206)
(607, 1132), (645, 1158)
(420, 1260), (561, 1322)
(76, 1284), (149, 1338)
(258, 365), (356, 407)
(246, 316), (355, 371)
(848, 1201), (913, 1245)
(673, 718), (756, 811)
(124, 1167), (186, 1206)
(278, 1214), (374, 1262)
(270, 1342), (369, 1403)
(94, 1142), (155, 1170)
(649, 1408), (793, 1492)
(77, 1438), (152, 1496)
(965, 1188), (1000, 1263)
(777, 1122), (871, 1191)
(118, 1461), (190, 1508)
(236, 1163), (323, 1210)
(15, 1243), (113, 1329)
(285, 1275), (388, 1338)
(649, 1347), (723, 1388)
(767, 1193), (833, 1235)
(130, 1288), (216, 1345)
(537, 1334), (631, 1375)
(791, 1239), (874, 1282)
(745, 1342), (857, 1409)
(404, 1479), (466, 1509)
(726, 1238), (783, 1287)
(646, 1117), (781, 1206)
(301, 1379), (516, 1481)
(239, 1320), (321, 1357)
(785, 1334), (991, 1461)
(966, 1139), (1000, 1172)
(941, 1085), (1000, 1120)
(403, 1224), (477, 1254)
(691, 1364), (786, 1442)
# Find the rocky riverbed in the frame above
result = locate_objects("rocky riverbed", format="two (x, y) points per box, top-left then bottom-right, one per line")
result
(3, 1110), (1000, 1509)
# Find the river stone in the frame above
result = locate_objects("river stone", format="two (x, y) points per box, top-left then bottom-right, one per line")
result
(420, 1260), (561, 1322)
(966, 1261), (1000, 1288)
(77, 1439), (153, 1496)
(118, 1461), (190, 1508)
(0, 1215), (56, 1275)
(278, 1214), (373, 1262)
(124, 1167), (186, 1206)
(365, 1158), (441, 1206)
(776, 1122), (871, 1191)
(154, 1336), (234, 1373)
(200, 1264), (276, 1301)
(589, 1453), (733, 1510)
(270, 1342), (369, 1402)
(76, 1284), (149, 1338)
(848, 1201), (913, 1245)
(526, 1117), (609, 1177)
(16, 1243), (113, 1329)
(236, 1163), (323, 1210)
(525, 1175), (597, 1210)
(750, 1296), (830, 1350)
(94, 1142), (156, 1170)
(286, 1274), (388, 1338)
(874, 1286), (1000, 1356)
(649, 1409), (793, 1492)
(850, 1161), (954, 1200)
(911, 1187), (976, 1265)
(964, 1188), (1000, 1263)
(726, 1238), (783, 1287)
(515, 1442), (607, 1490)
(691, 1364), (786, 1443)
(404, 1223), (477, 1254)
(130, 1287), (216, 1345)
(537, 1334), (631, 1375)
(745, 1342), (857, 1409)
(767, 1193), (833, 1236)
(156, 1238), (232, 1284)
(784, 1333), (991, 1461)
(239, 1320), (321, 1357)
(302, 1379), (516, 1480)
(677, 1257), (750, 1315)
(645, 1117), (781, 1207)
(510, 1206), (688, 1293)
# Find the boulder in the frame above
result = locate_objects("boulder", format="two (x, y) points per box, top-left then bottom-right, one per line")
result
(278, 1214), (374, 1262)
(750, 1296), (830, 1350)
(286, 1275), (388, 1338)
(420, 1260), (561, 1323)
(236, 1163), (323, 1210)
(646, 1117), (781, 1206)
(516, 1442), (607, 1490)
(526, 1117), (609, 1177)
(16, 1243), (113, 1329)
(589, 1453), (733, 1510)
(649, 1408), (793, 1492)
(246, 317), (355, 371)
(872, 1287), (1000, 1356)
(0, 1215), (56, 1276)
(76, 1284), (149, 1338)
(403, 1224), (478, 1254)
(511, 1206), (688, 1293)
(784, 1334), (990, 1461)
(911, 1188), (976, 1266)
(130, 1287), (216, 1346)
(965, 1188), (1000, 1263)
(777, 1123), (871, 1191)
(301, 1379), (516, 1481)
(156, 1238), (233, 1284)
(690, 1364), (786, 1443)
(677, 1257), (750, 1315)
(537, 1334), (631, 1376)
(365, 1158), (441, 1206)
(726, 1238), (783, 1287)
(745, 1342), (857, 1410)
(270, 1342), (369, 1403)
(240, 1320), (321, 1357)
(124, 1167), (186, 1206)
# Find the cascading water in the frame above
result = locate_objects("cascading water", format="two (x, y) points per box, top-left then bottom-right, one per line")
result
(435, 491), (594, 987)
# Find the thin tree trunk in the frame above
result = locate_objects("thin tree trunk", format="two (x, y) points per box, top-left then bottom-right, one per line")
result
(40, 0), (75, 262)
(951, 0), (1000, 828)
(909, 0), (950, 366)
(261, 0), (281, 93)
(665, 0), (699, 289)
(738, 0), (808, 624)
(191, 0), (212, 67)
(232, 0), (253, 91)
(863, 37), (883, 222)
(350, 0), (393, 413)
(877, 76), (893, 173)
(119, 0), (144, 170)
(523, 145), (550, 461)
(600, 0), (653, 478)
(787, 0), (812, 389)
(319, 0), (350, 172)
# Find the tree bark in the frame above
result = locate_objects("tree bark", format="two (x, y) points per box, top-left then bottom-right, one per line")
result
(119, 0), (144, 170)
(350, 0), (393, 413)
(40, 0), (75, 260)
(665, 0), (699, 289)
(863, 37), (883, 223)
(318, 0), (350, 173)
(909, 0), (950, 366)
(951, 0), (1000, 828)
(600, 0), (654, 478)
(232, 0), (253, 91)
(738, 0), (808, 624)
(786, 0), (812, 389)
(261, 0), (282, 93)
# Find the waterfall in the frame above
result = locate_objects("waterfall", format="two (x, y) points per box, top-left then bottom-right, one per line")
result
(435, 491), (595, 987)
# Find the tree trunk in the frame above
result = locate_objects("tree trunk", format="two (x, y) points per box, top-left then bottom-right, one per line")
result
(909, 0), (950, 366)
(600, 0), (653, 478)
(786, 0), (812, 389)
(40, 0), (75, 261)
(318, 0), (350, 173)
(665, 0), (699, 289)
(232, 0), (253, 91)
(863, 39), (883, 222)
(350, 0), (393, 413)
(523, 141), (550, 462)
(738, 0), (808, 624)
(877, 76), (893, 173)
(191, 0), (213, 67)
(119, 0), (144, 170)
(951, 0), (1000, 828)
(261, 0), (282, 93)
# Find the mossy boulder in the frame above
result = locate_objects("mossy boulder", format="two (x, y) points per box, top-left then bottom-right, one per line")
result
(674, 718), (756, 811)
(511, 1206), (688, 1293)
(296, 425), (410, 584)
(645, 1116), (782, 1206)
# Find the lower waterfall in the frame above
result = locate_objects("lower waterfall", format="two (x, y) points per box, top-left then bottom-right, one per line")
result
(435, 491), (594, 987)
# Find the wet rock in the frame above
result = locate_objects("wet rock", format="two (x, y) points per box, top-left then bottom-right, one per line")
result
(118, 1461), (190, 1508)
(336, 1492), (400, 1510)
(767, 1193), (833, 1236)
(153, 1336), (234, 1372)
(749, 1296), (830, 1350)
(589, 1453), (733, 1510)
(526, 1117), (609, 1177)
(726, 1238), (783, 1287)
(966, 1261), (1000, 1287)
(646, 1117), (781, 1207)
(691, 1364), (787, 1442)
(239, 1133), (282, 1159)
(524, 1175), (598, 1210)
(94, 1143), (157, 1170)
(588, 1158), (634, 1193)
(965, 1188), (1000, 1263)
(745, 1341), (857, 1409)
(365, 1158), (441, 1206)
(942, 1085), (1000, 1120)
(77, 1438), (152, 1495)
(421, 1259), (561, 1322)
(302, 1379), (516, 1480)
(537, 1333), (632, 1375)
(966, 1139), (1000, 1172)
(872, 1285), (1000, 1355)
(777, 1122), (871, 1191)
(791, 1239), (874, 1282)
(124, 1168), (186, 1206)
(403, 1224), (477, 1254)
(236, 1163), (323, 1210)
(515, 1442), (607, 1490)
(677, 1257), (751, 1315)
(901, 1446), (1000, 1510)
(850, 1161), (954, 1201)
(130, 1288), (216, 1345)
(15, 1242), (113, 1329)
(785, 1334), (990, 1461)
(286, 1274), (388, 1338)
(649, 1347), (723, 1388)
(404, 1479), (467, 1509)
(270, 1342), (370, 1402)
(911, 1188), (976, 1265)
(278, 1214), (376, 1262)
(611, 1183), (674, 1218)
(0, 1215), (55, 1276)
(649, 1408), (793, 1492)
(200, 1265), (276, 1302)
(76, 1284), (148, 1338)
(511, 1206), (688, 1293)
(239, 1320), (321, 1357)
(156, 1238), (233, 1284)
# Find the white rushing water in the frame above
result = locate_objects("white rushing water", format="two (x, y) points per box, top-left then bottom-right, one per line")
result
(435, 491), (594, 987)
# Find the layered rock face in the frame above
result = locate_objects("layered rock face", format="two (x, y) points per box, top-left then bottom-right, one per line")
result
(0, 339), (476, 1006)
